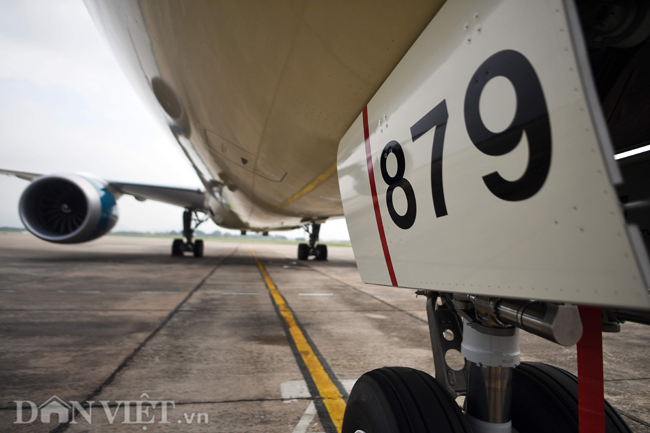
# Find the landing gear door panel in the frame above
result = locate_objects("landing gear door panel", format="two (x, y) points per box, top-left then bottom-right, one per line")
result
(337, 0), (650, 310)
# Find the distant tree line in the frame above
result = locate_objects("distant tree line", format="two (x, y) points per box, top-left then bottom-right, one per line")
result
(112, 229), (291, 241)
(1, 226), (346, 244)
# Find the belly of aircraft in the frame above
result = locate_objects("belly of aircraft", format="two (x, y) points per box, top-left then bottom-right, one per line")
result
(92, 0), (445, 229)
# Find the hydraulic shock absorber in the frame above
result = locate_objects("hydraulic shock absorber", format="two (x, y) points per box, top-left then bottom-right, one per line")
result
(461, 321), (520, 433)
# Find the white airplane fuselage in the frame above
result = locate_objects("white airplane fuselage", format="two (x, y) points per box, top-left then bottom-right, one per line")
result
(83, 0), (446, 232)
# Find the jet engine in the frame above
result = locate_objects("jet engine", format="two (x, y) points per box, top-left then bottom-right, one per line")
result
(19, 174), (119, 244)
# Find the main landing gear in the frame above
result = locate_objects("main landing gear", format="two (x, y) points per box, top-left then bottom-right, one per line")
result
(297, 223), (327, 261)
(342, 293), (632, 433)
(172, 208), (207, 258)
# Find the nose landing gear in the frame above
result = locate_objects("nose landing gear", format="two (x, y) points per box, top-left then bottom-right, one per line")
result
(172, 208), (207, 258)
(343, 293), (632, 433)
(297, 223), (327, 260)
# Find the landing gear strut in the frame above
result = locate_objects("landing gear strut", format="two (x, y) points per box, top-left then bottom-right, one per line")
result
(343, 293), (632, 433)
(297, 223), (327, 260)
(172, 209), (207, 258)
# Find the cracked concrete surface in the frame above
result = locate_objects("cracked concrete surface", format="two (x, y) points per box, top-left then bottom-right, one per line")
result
(0, 233), (648, 432)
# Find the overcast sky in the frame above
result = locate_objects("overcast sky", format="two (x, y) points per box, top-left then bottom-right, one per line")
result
(0, 0), (349, 241)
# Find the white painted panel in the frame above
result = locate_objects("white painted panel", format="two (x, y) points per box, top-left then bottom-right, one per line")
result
(337, 0), (650, 309)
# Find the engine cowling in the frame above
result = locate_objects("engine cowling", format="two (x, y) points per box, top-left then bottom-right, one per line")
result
(19, 174), (119, 244)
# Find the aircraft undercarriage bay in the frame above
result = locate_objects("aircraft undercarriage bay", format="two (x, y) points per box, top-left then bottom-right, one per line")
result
(2, 0), (650, 432)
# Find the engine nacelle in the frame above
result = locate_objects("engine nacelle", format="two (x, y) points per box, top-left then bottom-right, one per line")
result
(19, 174), (118, 244)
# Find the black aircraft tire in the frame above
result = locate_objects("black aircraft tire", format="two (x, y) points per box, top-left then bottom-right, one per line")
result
(342, 367), (471, 433)
(315, 244), (328, 261)
(512, 362), (631, 433)
(193, 240), (204, 258)
(172, 239), (184, 256)
(297, 243), (309, 260)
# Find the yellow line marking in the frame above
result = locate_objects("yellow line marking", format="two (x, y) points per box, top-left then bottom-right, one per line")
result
(251, 249), (346, 432)
(274, 162), (337, 211)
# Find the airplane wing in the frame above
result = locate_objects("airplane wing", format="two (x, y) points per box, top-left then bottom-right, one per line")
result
(0, 168), (41, 182)
(0, 169), (207, 211)
(108, 182), (206, 210)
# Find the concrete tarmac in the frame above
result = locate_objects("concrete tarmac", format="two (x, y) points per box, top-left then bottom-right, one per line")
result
(0, 233), (648, 432)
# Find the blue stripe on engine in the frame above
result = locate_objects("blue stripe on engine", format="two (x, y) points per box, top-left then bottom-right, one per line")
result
(82, 176), (118, 238)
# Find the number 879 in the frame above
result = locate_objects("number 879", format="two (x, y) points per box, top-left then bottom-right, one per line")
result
(380, 49), (552, 230)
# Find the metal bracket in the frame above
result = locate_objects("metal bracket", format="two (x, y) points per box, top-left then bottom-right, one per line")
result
(425, 294), (468, 398)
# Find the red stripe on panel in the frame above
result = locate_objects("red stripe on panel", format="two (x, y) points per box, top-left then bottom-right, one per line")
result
(363, 107), (398, 286)
(577, 306), (605, 433)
